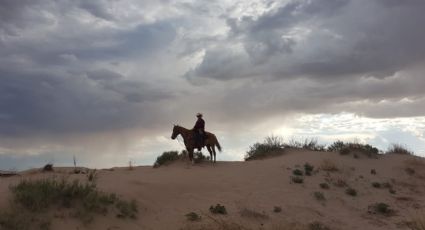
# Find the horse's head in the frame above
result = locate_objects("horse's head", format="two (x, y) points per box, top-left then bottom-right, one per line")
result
(171, 125), (179, 139)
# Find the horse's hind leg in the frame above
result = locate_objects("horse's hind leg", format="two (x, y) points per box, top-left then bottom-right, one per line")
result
(206, 145), (213, 163)
(212, 146), (216, 163)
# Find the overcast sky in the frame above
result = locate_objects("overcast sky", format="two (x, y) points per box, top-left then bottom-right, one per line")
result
(1, 0), (425, 170)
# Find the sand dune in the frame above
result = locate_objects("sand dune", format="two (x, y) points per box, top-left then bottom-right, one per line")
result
(1, 149), (424, 230)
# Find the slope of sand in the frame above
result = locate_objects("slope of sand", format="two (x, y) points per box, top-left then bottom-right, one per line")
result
(1, 149), (424, 229)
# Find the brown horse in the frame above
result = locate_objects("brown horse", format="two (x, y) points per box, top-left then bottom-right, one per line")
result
(171, 125), (222, 163)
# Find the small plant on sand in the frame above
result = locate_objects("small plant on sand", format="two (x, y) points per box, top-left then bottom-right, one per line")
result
(372, 182), (381, 188)
(368, 203), (393, 216)
(371, 169), (377, 175)
(320, 159), (339, 172)
(293, 169), (304, 176)
(405, 167), (416, 175)
(273, 206), (282, 213)
(345, 188), (357, 196)
(42, 163), (53, 172)
(245, 135), (285, 161)
(333, 179), (347, 188)
(153, 151), (180, 167)
(185, 212), (201, 221)
(309, 221), (331, 230)
(115, 199), (138, 219)
(291, 176), (304, 184)
(209, 204), (227, 215)
(386, 143), (413, 155)
(320, 183), (330, 190)
(240, 208), (269, 220)
(304, 163), (314, 176)
(313, 192), (325, 201)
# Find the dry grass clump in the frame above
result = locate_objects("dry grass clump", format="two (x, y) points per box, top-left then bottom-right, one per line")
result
(320, 159), (339, 172)
(406, 212), (425, 230)
(239, 208), (269, 220)
(386, 143), (414, 155)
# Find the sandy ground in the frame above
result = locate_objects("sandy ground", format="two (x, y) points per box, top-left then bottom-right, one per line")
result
(1, 149), (424, 230)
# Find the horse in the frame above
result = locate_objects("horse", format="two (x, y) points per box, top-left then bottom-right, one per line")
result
(171, 125), (222, 163)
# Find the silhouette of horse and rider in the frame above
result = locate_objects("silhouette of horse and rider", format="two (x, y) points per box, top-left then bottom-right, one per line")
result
(171, 113), (221, 164)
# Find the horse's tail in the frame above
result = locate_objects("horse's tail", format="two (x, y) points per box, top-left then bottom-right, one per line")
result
(215, 136), (222, 152)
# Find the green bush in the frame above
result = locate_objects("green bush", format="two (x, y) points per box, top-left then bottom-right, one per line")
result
(291, 176), (304, 184)
(210, 204), (227, 215)
(292, 169), (303, 176)
(245, 136), (284, 161)
(313, 192), (325, 201)
(304, 163), (314, 176)
(345, 188), (357, 196)
(153, 151), (180, 167)
(273, 206), (282, 213)
(319, 183), (330, 190)
(386, 143), (413, 155)
(327, 140), (345, 152)
(328, 141), (379, 157)
(287, 138), (325, 151)
(185, 212), (201, 221)
(4, 178), (138, 227)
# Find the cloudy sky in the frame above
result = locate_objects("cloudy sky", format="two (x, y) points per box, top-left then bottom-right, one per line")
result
(1, 0), (425, 170)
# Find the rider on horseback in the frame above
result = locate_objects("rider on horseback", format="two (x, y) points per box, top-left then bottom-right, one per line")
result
(193, 113), (205, 151)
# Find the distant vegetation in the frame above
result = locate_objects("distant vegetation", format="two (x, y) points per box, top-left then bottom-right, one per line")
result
(154, 151), (181, 167)
(386, 143), (414, 155)
(245, 136), (285, 161)
(0, 178), (137, 230)
(245, 136), (415, 161)
(153, 150), (209, 167)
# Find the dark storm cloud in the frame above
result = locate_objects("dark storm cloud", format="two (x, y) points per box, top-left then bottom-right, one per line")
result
(187, 0), (425, 81)
(0, 67), (172, 137)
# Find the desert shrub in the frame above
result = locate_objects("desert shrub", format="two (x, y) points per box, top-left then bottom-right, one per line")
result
(345, 188), (357, 196)
(185, 212), (201, 221)
(293, 169), (304, 176)
(406, 167), (416, 175)
(153, 151), (180, 167)
(115, 199), (138, 219)
(313, 192), (325, 201)
(87, 169), (98, 183)
(287, 138), (325, 151)
(389, 189), (396, 194)
(209, 204), (227, 215)
(371, 169), (377, 175)
(8, 178), (137, 225)
(319, 183), (330, 190)
(333, 179), (347, 188)
(386, 143), (413, 155)
(372, 182), (381, 188)
(273, 206), (282, 213)
(327, 140), (345, 152)
(239, 208), (269, 219)
(42, 164), (53, 172)
(309, 221), (330, 230)
(245, 136), (284, 161)
(368, 203), (393, 216)
(304, 163), (314, 176)
(291, 176), (304, 184)
(328, 141), (379, 157)
(320, 159), (339, 172)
